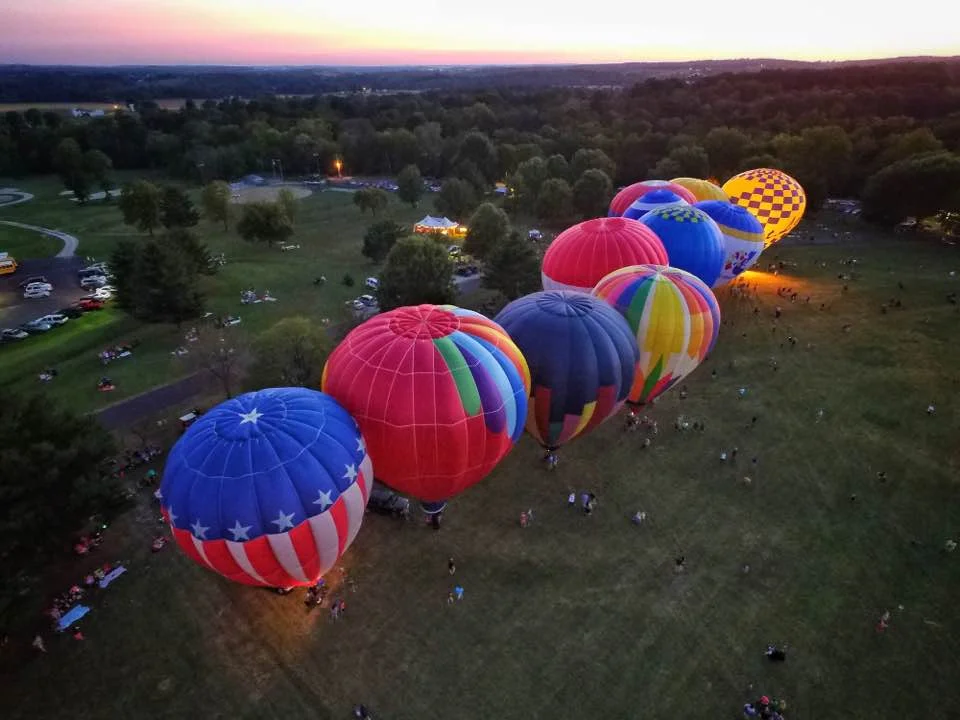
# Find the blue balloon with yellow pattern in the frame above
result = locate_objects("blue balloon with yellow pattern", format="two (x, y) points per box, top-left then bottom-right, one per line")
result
(639, 206), (725, 287)
(494, 291), (639, 451)
(694, 200), (766, 286)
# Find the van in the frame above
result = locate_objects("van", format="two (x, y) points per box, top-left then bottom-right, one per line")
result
(0, 254), (17, 275)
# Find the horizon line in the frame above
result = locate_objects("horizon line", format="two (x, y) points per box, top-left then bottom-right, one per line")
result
(2, 53), (959, 70)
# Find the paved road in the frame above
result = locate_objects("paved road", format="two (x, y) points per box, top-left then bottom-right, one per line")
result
(0, 220), (79, 258)
(96, 371), (219, 431)
(0, 188), (35, 208)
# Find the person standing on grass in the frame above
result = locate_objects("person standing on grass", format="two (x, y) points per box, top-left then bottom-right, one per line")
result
(454, 586), (464, 601)
(32, 635), (47, 653)
(568, 492), (576, 507)
(448, 557), (456, 575)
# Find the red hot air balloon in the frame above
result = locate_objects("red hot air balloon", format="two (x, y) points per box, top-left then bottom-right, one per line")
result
(541, 217), (667, 293)
(321, 304), (530, 506)
(609, 180), (697, 217)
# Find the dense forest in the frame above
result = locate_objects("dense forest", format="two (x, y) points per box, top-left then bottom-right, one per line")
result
(3, 61), (960, 222)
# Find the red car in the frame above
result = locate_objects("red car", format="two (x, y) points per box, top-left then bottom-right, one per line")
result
(75, 298), (105, 311)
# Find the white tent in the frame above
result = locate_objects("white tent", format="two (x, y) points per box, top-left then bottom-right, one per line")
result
(415, 215), (458, 230)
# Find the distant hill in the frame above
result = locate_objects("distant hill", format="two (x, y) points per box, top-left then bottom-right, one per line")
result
(1, 57), (958, 102)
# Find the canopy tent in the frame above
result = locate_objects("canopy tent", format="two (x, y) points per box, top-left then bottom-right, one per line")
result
(414, 216), (466, 237)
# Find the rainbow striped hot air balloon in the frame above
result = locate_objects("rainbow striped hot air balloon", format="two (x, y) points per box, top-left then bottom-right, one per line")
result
(694, 200), (766, 286)
(609, 180), (697, 216)
(622, 189), (690, 221)
(592, 265), (721, 406)
(322, 304), (529, 507)
(495, 291), (639, 451)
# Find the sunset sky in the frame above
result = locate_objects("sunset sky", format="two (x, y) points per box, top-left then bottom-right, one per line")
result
(3, 0), (958, 66)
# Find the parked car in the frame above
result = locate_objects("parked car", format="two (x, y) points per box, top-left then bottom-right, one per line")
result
(357, 294), (377, 307)
(79, 263), (108, 276)
(22, 320), (52, 333)
(91, 286), (114, 300)
(1, 328), (29, 342)
(80, 275), (107, 289)
(58, 306), (85, 319)
(23, 287), (51, 299)
(74, 298), (105, 311)
(18, 275), (49, 288)
(24, 282), (53, 292)
(528, 229), (544, 241)
(36, 313), (69, 326)
(447, 245), (461, 257)
(454, 265), (481, 278)
(365, 276), (380, 289)
(366, 484), (411, 519)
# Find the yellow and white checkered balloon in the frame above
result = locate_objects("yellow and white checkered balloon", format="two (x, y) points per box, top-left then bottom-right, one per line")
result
(722, 169), (806, 248)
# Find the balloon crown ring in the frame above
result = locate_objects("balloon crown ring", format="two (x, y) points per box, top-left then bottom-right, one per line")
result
(387, 305), (459, 339)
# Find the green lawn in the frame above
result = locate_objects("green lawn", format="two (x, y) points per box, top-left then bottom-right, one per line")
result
(0, 224), (62, 259)
(0, 175), (429, 410)
(4, 233), (959, 719)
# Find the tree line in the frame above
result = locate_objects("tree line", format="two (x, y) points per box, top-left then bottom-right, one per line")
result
(3, 61), (960, 223)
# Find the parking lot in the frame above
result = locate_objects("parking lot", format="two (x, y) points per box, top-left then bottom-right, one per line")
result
(0, 256), (86, 330)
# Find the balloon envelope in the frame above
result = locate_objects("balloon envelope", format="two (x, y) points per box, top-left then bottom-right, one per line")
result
(639, 206), (725, 287)
(494, 291), (639, 450)
(694, 200), (766, 286)
(321, 304), (529, 503)
(609, 180), (697, 216)
(593, 265), (721, 405)
(160, 387), (372, 587)
(722, 168), (806, 247)
(541, 217), (667, 293)
(670, 177), (728, 203)
(622, 189), (690, 221)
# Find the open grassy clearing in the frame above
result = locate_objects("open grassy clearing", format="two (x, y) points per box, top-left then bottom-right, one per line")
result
(0, 224), (62, 259)
(3, 233), (959, 720)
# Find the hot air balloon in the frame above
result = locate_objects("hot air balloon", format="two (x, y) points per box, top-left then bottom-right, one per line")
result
(622, 189), (690, 221)
(159, 387), (372, 587)
(694, 200), (766, 286)
(722, 168), (806, 247)
(541, 217), (667, 293)
(609, 180), (697, 216)
(592, 265), (720, 406)
(321, 304), (529, 510)
(670, 177), (728, 203)
(494, 291), (639, 452)
(640, 206), (725, 287)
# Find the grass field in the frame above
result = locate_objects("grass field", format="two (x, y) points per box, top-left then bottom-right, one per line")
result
(0, 223), (62, 259)
(0, 175), (426, 411)
(3, 232), (959, 719)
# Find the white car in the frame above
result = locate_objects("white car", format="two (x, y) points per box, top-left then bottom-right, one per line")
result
(447, 245), (461, 257)
(36, 313), (69, 326)
(92, 286), (115, 300)
(25, 282), (53, 292)
(357, 294), (377, 307)
(23, 287), (51, 299)
(80, 263), (109, 275)
(2, 328), (29, 342)
(365, 277), (380, 290)
(80, 275), (107, 289)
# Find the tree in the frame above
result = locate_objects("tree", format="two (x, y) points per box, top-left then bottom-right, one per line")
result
(277, 187), (298, 225)
(164, 228), (214, 275)
(652, 145), (710, 180)
(118, 180), (162, 235)
(201, 180), (231, 230)
(353, 187), (389, 215)
(512, 156), (549, 210)
(187, 326), (249, 399)
(249, 317), (330, 388)
(570, 148), (616, 182)
(464, 202), (510, 260)
(110, 239), (140, 312)
(132, 239), (205, 324)
(703, 127), (751, 179)
(160, 185), (200, 229)
(237, 201), (293, 247)
(83, 149), (113, 198)
(377, 236), (455, 311)
(53, 138), (89, 204)
(434, 178), (477, 221)
(547, 154), (570, 181)
(397, 164), (424, 206)
(483, 231), (541, 300)
(536, 178), (573, 224)
(572, 169), (613, 219)
(0, 393), (120, 603)
(362, 220), (407, 263)
(862, 151), (960, 224)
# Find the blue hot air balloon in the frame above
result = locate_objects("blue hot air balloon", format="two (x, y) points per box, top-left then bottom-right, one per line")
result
(694, 200), (766, 286)
(160, 387), (372, 587)
(622, 189), (689, 220)
(494, 291), (639, 451)
(639, 206), (725, 287)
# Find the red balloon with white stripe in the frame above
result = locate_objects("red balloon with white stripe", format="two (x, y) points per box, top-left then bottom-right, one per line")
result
(159, 387), (372, 587)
